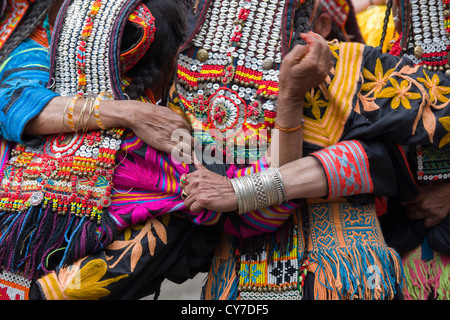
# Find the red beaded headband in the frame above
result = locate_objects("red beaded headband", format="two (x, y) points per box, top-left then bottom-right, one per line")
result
(120, 3), (156, 73)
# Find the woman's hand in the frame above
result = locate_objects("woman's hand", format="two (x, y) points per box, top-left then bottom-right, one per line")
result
(278, 32), (333, 102)
(127, 101), (194, 161)
(181, 162), (238, 213)
(403, 181), (450, 228)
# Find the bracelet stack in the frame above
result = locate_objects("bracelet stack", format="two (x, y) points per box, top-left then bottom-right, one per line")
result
(230, 168), (287, 215)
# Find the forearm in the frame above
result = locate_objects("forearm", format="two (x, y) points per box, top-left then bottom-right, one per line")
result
(270, 97), (304, 167)
(24, 96), (133, 136)
(279, 156), (328, 200)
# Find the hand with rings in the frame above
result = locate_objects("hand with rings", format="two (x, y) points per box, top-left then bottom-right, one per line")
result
(180, 174), (189, 199)
(179, 163), (238, 213)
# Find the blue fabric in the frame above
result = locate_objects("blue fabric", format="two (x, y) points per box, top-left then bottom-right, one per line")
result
(0, 38), (58, 145)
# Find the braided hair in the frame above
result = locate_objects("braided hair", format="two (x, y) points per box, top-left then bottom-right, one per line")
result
(0, 0), (57, 65)
(291, 0), (314, 48)
(379, 0), (393, 51)
(122, 0), (188, 100)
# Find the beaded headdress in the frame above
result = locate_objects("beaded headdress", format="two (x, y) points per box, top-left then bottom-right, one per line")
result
(387, 0), (450, 182)
(176, 0), (311, 162)
(398, 0), (450, 75)
(0, 0), (35, 50)
(50, 0), (156, 99)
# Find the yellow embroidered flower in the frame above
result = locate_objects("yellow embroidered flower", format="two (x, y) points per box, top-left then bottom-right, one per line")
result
(64, 259), (128, 300)
(439, 117), (450, 148)
(304, 89), (328, 120)
(418, 70), (450, 104)
(361, 58), (395, 97)
(377, 78), (421, 109)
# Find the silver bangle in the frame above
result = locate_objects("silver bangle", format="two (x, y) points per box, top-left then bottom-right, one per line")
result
(230, 178), (245, 214)
(230, 167), (287, 215)
(271, 167), (288, 205)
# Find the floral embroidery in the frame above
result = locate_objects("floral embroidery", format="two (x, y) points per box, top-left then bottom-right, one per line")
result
(361, 58), (395, 97)
(38, 258), (128, 300)
(439, 117), (450, 148)
(63, 259), (128, 300)
(377, 78), (421, 109)
(304, 88), (328, 120)
(106, 218), (168, 272)
(418, 70), (450, 104)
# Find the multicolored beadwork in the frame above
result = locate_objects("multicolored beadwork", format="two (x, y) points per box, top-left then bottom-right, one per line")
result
(406, 0), (450, 74)
(76, 0), (102, 93)
(119, 3), (156, 73)
(176, 0), (287, 160)
(0, 270), (31, 300)
(0, 0), (30, 50)
(414, 144), (450, 181)
(237, 227), (302, 300)
(0, 128), (124, 224)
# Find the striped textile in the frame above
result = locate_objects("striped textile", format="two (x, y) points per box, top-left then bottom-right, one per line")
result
(110, 139), (298, 237)
(302, 42), (364, 148)
(311, 140), (374, 199)
(110, 131), (222, 229)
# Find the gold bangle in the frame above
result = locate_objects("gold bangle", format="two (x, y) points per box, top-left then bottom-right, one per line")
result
(274, 120), (304, 133)
(67, 94), (82, 132)
(62, 97), (72, 131)
(76, 97), (90, 132)
(83, 97), (96, 132)
(94, 92), (113, 130)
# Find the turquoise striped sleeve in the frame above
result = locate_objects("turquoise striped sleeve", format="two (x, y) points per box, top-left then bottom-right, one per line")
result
(0, 38), (58, 145)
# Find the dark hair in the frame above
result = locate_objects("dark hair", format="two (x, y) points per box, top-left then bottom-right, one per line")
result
(0, 0), (57, 65)
(379, 0), (393, 50)
(123, 0), (188, 100)
(291, 0), (314, 48)
(343, 0), (364, 43)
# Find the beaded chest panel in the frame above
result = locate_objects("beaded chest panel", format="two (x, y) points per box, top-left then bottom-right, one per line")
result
(404, 0), (450, 73)
(0, 0), (139, 223)
(176, 0), (298, 160)
(0, 129), (123, 223)
(413, 145), (450, 182)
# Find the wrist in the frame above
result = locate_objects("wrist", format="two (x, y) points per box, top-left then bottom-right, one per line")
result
(278, 90), (307, 103)
(276, 97), (304, 123)
(111, 100), (150, 129)
(230, 168), (287, 214)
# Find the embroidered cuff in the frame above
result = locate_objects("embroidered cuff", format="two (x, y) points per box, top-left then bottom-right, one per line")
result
(311, 140), (374, 199)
